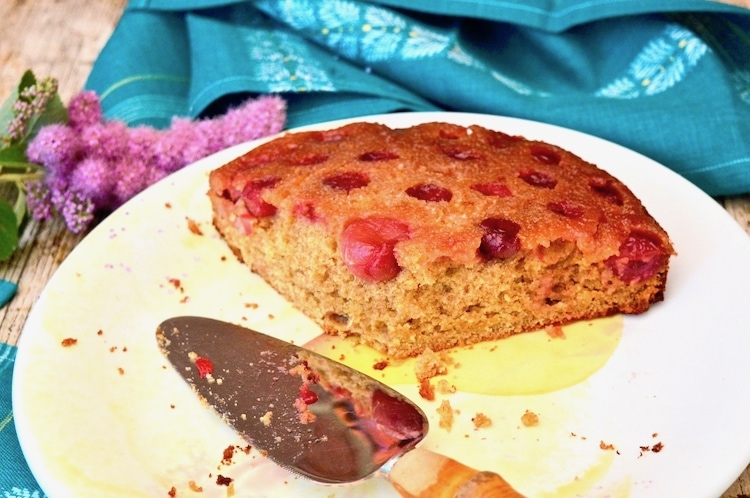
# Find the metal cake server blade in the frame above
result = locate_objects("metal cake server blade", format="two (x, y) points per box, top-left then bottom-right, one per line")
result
(157, 316), (523, 497)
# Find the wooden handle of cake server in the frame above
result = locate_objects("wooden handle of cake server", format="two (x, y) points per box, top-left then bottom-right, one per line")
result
(387, 447), (525, 498)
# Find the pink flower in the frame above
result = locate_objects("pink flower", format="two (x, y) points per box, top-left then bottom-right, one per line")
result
(25, 181), (53, 220)
(113, 158), (150, 206)
(217, 95), (286, 148)
(25, 124), (81, 175)
(22, 92), (287, 235)
(69, 157), (116, 210)
(80, 121), (129, 162)
(126, 126), (161, 170)
(59, 190), (95, 233)
(67, 90), (103, 131)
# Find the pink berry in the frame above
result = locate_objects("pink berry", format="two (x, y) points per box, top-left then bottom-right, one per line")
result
(292, 154), (328, 166)
(589, 178), (624, 206)
(478, 218), (521, 260)
(547, 200), (584, 218)
(607, 231), (668, 283)
(529, 144), (561, 165)
(471, 182), (512, 198)
(323, 172), (370, 192)
(358, 150), (399, 162)
(519, 170), (557, 189)
(242, 176), (280, 217)
(441, 146), (482, 161)
(405, 184), (452, 202)
(341, 218), (410, 282)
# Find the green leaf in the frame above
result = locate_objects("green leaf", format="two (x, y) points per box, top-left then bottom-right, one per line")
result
(26, 93), (68, 141)
(0, 87), (19, 137)
(18, 70), (37, 97)
(13, 186), (27, 226)
(0, 143), (30, 166)
(0, 199), (20, 262)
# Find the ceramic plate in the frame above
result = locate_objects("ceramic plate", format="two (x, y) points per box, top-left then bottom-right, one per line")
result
(13, 113), (750, 497)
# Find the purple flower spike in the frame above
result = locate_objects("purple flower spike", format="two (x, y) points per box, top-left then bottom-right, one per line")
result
(113, 158), (150, 206)
(218, 96), (286, 149)
(126, 126), (161, 170)
(67, 90), (103, 131)
(80, 121), (129, 162)
(25, 181), (53, 220)
(60, 190), (95, 233)
(70, 157), (116, 210)
(25, 124), (81, 175)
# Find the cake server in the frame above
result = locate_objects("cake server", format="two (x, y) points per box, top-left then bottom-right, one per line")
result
(156, 316), (523, 497)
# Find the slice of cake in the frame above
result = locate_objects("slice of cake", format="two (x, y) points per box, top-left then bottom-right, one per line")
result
(208, 121), (674, 358)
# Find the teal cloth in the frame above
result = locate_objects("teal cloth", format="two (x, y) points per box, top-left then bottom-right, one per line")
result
(0, 343), (47, 497)
(0, 280), (17, 308)
(85, 0), (750, 197)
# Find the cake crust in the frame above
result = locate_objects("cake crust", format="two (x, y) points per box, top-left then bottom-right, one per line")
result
(209, 121), (674, 358)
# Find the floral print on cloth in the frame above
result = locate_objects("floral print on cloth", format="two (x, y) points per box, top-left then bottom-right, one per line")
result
(88, 0), (750, 196)
(596, 23), (709, 98)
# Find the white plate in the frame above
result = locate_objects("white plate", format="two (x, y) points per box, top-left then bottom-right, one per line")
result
(13, 112), (750, 498)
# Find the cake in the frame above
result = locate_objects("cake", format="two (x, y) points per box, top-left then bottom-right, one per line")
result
(208, 121), (674, 358)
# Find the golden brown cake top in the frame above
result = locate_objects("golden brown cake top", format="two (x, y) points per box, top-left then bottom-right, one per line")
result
(209, 121), (673, 283)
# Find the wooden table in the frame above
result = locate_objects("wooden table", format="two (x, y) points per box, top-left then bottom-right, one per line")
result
(1, 1), (749, 496)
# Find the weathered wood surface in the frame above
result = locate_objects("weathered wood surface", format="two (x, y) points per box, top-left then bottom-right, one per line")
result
(1, 0), (748, 495)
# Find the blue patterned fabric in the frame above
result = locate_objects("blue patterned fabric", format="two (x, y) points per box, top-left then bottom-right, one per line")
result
(0, 344), (46, 497)
(85, 0), (750, 196)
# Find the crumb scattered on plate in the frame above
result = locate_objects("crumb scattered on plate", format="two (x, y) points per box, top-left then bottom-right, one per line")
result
(437, 400), (455, 430)
(472, 412), (492, 429)
(521, 409), (539, 427)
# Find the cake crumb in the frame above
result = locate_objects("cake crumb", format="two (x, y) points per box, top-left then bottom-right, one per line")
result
(260, 411), (273, 426)
(599, 440), (616, 451)
(168, 278), (183, 292)
(167, 486), (176, 497)
(414, 348), (447, 382)
(546, 325), (565, 339)
(117, 367), (125, 375)
(221, 445), (235, 465)
(372, 359), (389, 371)
(186, 217), (203, 235)
(639, 440), (664, 456)
(472, 412), (492, 429)
(521, 409), (539, 427)
(216, 475), (233, 486)
(188, 480), (203, 492)
(418, 378), (435, 401)
(294, 397), (317, 424)
(436, 379), (456, 394)
(61, 337), (78, 347)
(437, 400), (455, 430)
